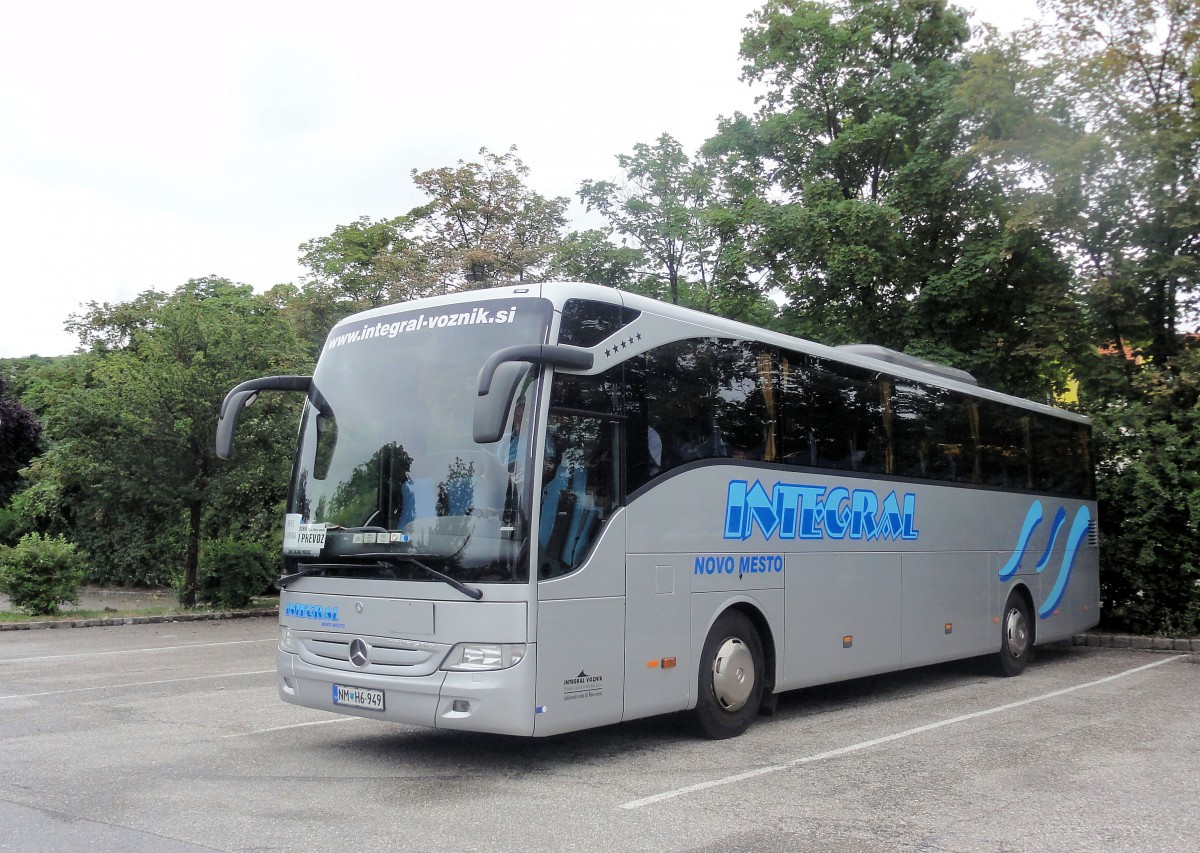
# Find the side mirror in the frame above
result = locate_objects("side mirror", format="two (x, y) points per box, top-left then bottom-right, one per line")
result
(216, 375), (312, 459)
(472, 345), (594, 444)
(473, 362), (529, 444)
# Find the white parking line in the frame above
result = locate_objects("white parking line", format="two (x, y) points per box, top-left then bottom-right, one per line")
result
(222, 718), (359, 738)
(618, 655), (1185, 810)
(0, 639), (277, 665)
(0, 670), (275, 700)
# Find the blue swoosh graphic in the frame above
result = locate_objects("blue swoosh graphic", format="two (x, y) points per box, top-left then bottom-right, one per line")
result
(1034, 506), (1068, 573)
(998, 500), (1043, 580)
(1039, 505), (1091, 619)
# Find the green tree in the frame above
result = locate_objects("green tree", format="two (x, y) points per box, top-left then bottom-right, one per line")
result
(1029, 0), (1200, 369)
(705, 0), (1082, 395)
(292, 147), (568, 354)
(38, 278), (308, 604)
(547, 229), (649, 290)
(579, 134), (751, 311)
(1091, 344), (1200, 634)
(293, 216), (435, 355)
(409, 146), (569, 289)
(0, 376), (41, 505)
(1005, 0), (1200, 634)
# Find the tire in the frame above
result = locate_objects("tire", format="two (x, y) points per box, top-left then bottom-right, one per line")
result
(996, 590), (1034, 677)
(694, 610), (764, 739)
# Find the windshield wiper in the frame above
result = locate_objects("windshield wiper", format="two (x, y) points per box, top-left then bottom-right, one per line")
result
(279, 555), (484, 600)
(359, 553), (484, 601)
(276, 563), (340, 589)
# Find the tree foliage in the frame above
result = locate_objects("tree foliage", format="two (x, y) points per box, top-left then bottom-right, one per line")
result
(579, 135), (734, 305)
(1092, 345), (1200, 634)
(0, 376), (41, 505)
(31, 278), (307, 603)
(1031, 0), (1200, 368)
(0, 533), (86, 616)
(547, 229), (649, 290)
(409, 146), (569, 289)
(705, 0), (1083, 396)
(292, 146), (568, 355)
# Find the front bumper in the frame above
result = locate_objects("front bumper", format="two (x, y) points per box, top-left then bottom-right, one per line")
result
(277, 646), (538, 736)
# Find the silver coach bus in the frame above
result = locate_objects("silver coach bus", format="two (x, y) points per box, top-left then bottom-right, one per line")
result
(217, 282), (1098, 738)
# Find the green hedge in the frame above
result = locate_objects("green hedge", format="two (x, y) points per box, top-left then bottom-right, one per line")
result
(0, 533), (86, 616)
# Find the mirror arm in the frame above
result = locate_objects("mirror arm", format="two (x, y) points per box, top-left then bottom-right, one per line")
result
(216, 375), (312, 460)
(476, 345), (594, 396)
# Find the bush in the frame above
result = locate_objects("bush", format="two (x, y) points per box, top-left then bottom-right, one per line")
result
(0, 533), (86, 616)
(1093, 350), (1200, 636)
(193, 535), (277, 610)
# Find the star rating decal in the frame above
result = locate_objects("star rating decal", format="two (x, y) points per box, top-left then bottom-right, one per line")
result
(604, 332), (642, 358)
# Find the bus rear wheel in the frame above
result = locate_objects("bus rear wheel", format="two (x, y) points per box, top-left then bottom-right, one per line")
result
(996, 591), (1033, 677)
(694, 610), (764, 739)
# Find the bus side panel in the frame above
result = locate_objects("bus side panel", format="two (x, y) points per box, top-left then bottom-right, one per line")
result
(1056, 516), (1100, 639)
(533, 510), (628, 735)
(901, 552), (993, 667)
(623, 556), (691, 721)
(1033, 560), (1096, 645)
(987, 498), (1100, 645)
(532, 596), (625, 736)
(779, 552), (902, 691)
(1069, 549), (1101, 635)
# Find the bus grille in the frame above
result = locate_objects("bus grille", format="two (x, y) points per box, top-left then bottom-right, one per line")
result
(298, 634), (445, 677)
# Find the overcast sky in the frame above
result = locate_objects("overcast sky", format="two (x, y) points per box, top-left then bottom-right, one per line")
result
(0, 0), (1042, 359)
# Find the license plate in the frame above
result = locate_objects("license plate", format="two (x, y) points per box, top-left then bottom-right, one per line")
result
(332, 684), (385, 711)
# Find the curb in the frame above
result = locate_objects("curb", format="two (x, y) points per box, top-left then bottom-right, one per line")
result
(1072, 632), (1200, 653)
(0, 607), (277, 631)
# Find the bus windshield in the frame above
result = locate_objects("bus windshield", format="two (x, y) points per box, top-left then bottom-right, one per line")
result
(284, 297), (552, 586)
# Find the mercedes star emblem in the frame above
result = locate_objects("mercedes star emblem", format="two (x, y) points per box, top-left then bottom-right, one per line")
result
(349, 638), (370, 668)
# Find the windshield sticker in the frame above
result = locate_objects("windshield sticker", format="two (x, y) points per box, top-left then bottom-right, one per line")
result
(323, 305), (520, 353)
(283, 513), (327, 556)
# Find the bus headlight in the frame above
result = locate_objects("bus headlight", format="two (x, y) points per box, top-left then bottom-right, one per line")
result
(279, 626), (298, 654)
(441, 643), (526, 671)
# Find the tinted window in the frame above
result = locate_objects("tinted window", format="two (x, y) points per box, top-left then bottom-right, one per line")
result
(622, 336), (1092, 499)
(1031, 417), (1093, 497)
(887, 381), (977, 483)
(781, 353), (885, 474)
(638, 339), (775, 479)
(558, 298), (640, 347)
(977, 401), (1032, 489)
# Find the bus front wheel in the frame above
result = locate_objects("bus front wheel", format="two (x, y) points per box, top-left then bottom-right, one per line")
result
(996, 591), (1033, 677)
(694, 610), (764, 739)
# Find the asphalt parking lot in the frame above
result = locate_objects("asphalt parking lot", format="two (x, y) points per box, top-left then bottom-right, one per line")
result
(1, 618), (1197, 853)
